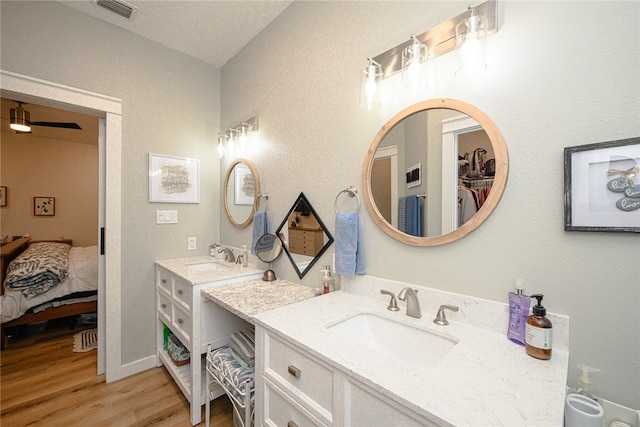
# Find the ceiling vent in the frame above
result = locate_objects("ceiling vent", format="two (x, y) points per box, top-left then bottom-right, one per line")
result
(93, 0), (138, 20)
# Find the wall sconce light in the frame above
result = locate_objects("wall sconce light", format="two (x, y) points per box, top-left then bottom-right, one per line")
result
(217, 115), (259, 159)
(360, 58), (383, 110)
(10, 101), (31, 132)
(455, 4), (488, 76)
(402, 35), (429, 96)
(359, 0), (500, 109)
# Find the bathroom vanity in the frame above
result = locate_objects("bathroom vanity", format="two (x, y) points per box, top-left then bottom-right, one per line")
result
(252, 277), (570, 426)
(154, 256), (263, 425)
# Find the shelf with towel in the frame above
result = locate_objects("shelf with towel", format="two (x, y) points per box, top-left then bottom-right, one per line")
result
(205, 340), (255, 427)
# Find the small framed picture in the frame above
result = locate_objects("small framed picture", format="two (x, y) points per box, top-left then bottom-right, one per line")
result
(0, 186), (7, 207)
(149, 153), (200, 203)
(34, 197), (55, 216)
(564, 137), (640, 232)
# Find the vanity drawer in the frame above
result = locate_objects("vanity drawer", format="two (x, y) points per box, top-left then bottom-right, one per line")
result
(173, 278), (192, 310)
(157, 269), (172, 294)
(157, 292), (172, 323)
(172, 304), (192, 346)
(265, 333), (333, 414)
(264, 381), (328, 427)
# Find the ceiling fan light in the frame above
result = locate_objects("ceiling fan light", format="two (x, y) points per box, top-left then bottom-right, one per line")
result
(10, 106), (31, 132)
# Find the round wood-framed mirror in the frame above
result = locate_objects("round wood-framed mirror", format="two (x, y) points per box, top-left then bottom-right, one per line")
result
(362, 98), (508, 246)
(223, 158), (260, 228)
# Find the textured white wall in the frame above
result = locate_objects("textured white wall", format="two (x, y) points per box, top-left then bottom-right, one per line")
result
(221, 1), (640, 408)
(1, 1), (222, 364)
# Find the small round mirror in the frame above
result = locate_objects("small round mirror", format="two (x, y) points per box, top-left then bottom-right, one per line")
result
(224, 158), (260, 228)
(255, 233), (283, 281)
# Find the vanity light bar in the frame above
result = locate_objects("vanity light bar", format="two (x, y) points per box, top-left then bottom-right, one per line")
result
(372, 0), (500, 78)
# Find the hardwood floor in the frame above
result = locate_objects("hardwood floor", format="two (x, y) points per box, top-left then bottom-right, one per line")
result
(1, 319), (234, 426)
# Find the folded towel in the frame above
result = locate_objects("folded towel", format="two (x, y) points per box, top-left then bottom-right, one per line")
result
(334, 211), (365, 276)
(251, 211), (269, 255)
(229, 327), (255, 367)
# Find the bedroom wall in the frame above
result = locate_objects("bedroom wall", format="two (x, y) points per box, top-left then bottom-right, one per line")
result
(1, 133), (98, 247)
(220, 1), (640, 408)
(1, 1), (222, 365)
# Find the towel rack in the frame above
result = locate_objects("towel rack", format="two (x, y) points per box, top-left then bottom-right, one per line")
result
(256, 193), (269, 212)
(334, 186), (361, 214)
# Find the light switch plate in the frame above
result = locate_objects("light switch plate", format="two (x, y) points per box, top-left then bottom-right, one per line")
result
(156, 210), (178, 224)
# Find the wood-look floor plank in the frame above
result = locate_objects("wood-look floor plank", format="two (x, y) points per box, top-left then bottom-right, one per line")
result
(1, 322), (234, 426)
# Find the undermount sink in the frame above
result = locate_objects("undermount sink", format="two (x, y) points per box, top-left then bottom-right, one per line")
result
(326, 313), (457, 365)
(183, 260), (231, 272)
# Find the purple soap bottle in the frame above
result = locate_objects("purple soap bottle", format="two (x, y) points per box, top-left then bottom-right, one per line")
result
(507, 279), (530, 345)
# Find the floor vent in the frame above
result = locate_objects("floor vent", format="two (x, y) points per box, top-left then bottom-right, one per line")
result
(94, 0), (137, 20)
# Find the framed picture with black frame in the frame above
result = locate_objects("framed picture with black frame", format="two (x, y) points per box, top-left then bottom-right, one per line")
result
(564, 137), (640, 232)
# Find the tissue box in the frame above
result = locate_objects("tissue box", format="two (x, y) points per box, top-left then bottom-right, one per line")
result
(601, 399), (640, 427)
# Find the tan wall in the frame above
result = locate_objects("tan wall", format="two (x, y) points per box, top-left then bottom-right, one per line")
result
(1, 133), (98, 247)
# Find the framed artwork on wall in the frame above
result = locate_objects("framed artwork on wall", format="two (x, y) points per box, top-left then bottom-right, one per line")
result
(0, 186), (7, 207)
(234, 163), (255, 205)
(34, 196), (55, 216)
(148, 153), (200, 203)
(564, 137), (640, 232)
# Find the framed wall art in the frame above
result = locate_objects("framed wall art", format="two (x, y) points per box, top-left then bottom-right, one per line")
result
(234, 162), (255, 205)
(0, 186), (6, 207)
(564, 137), (640, 232)
(34, 196), (55, 216)
(149, 153), (200, 203)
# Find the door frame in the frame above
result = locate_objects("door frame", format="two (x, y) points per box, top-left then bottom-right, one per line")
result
(1, 70), (123, 382)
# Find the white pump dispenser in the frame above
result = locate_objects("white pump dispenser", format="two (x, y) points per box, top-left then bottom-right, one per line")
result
(575, 364), (601, 400)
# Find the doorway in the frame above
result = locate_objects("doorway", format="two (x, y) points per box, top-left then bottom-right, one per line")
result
(1, 70), (123, 381)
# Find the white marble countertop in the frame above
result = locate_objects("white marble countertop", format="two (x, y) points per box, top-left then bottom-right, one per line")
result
(201, 279), (317, 323)
(155, 255), (263, 285)
(253, 289), (569, 427)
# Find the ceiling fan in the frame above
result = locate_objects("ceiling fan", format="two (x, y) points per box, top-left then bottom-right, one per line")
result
(9, 101), (82, 133)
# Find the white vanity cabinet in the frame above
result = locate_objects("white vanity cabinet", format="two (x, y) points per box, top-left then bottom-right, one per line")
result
(256, 327), (433, 427)
(155, 263), (261, 425)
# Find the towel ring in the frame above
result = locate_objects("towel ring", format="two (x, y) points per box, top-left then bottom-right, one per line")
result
(334, 186), (361, 214)
(257, 194), (269, 212)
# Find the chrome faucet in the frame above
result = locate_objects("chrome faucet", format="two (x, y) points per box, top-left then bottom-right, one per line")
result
(217, 247), (236, 263)
(397, 287), (421, 318)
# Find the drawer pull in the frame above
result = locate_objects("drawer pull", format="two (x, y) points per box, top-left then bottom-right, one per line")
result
(161, 279), (167, 284)
(287, 365), (301, 379)
(161, 303), (167, 309)
(177, 289), (184, 296)
(287, 422), (299, 427)
(177, 318), (184, 325)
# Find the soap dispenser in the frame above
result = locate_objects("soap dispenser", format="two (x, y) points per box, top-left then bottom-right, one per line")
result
(507, 279), (530, 346)
(574, 364), (601, 401)
(525, 294), (553, 360)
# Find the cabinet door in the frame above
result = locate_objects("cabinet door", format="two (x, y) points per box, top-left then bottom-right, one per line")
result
(344, 380), (435, 427)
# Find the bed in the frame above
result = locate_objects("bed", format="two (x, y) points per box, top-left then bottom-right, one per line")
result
(0, 237), (98, 349)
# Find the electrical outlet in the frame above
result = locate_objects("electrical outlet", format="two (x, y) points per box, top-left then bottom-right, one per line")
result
(188, 236), (196, 250)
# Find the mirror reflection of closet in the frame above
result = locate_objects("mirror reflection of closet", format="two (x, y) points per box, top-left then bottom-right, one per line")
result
(362, 98), (508, 247)
(276, 192), (334, 279)
(223, 158), (260, 228)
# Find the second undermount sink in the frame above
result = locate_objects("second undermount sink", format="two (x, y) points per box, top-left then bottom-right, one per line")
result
(326, 313), (457, 366)
(183, 260), (231, 272)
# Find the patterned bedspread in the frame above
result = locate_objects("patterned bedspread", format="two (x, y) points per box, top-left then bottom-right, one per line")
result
(4, 242), (71, 300)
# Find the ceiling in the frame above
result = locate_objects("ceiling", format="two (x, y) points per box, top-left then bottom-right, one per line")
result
(2, 1), (292, 144)
(57, 0), (294, 68)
